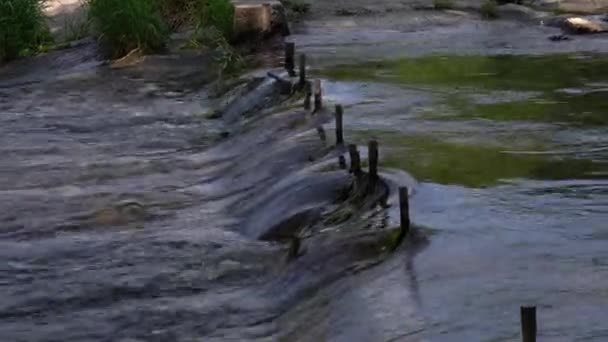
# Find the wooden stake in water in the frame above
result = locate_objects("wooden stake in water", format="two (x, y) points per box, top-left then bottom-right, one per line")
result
(348, 144), (361, 175)
(521, 306), (537, 342)
(286, 236), (300, 262)
(399, 187), (410, 235)
(339, 155), (346, 169)
(299, 54), (307, 87)
(335, 104), (344, 145)
(313, 79), (322, 113)
(285, 42), (295, 76)
(304, 81), (312, 110)
(368, 140), (378, 179)
(317, 126), (326, 142)
(366, 140), (379, 193)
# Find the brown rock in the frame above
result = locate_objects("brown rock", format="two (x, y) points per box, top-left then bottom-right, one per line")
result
(232, 0), (287, 39)
(563, 16), (608, 33)
(91, 200), (146, 226)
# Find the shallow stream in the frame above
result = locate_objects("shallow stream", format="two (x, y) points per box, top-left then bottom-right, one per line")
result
(2, 25), (608, 341)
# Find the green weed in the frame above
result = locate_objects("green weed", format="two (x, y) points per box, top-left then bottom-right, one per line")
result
(433, 0), (454, 10)
(481, 0), (499, 19)
(0, 0), (52, 63)
(203, 0), (234, 40)
(88, 0), (169, 58)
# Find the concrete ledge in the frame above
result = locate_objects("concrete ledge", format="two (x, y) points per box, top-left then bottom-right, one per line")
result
(232, 0), (287, 39)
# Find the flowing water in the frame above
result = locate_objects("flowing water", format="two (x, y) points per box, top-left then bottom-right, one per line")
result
(316, 54), (608, 341)
(3, 29), (608, 342)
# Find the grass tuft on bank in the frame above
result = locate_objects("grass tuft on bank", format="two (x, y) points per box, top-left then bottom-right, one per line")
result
(0, 0), (52, 64)
(88, 0), (235, 58)
(88, 0), (169, 57)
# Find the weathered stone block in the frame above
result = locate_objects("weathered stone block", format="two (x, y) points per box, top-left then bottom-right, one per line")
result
(232, 0), (287, 39)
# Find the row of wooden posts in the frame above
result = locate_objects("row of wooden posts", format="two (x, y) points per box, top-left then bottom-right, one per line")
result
(284, 41), (411, 237)
(285, 42), (537, 342)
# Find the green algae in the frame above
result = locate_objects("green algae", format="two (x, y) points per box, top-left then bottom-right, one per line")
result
(353, 131), (605, 188)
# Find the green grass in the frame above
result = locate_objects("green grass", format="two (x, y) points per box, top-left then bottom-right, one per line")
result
(88, 0), (169, 58)
(203, 0), (234, 40)
(0, 0), (52, 64)
(433, 0), (454, 10)
(62, 15), (91, 42)
(88, 0), (235, 58)
(481, 0), (499, 19)
(159, 0), (205, 30)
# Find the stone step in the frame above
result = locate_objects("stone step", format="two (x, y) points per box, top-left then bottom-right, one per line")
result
(232, 0), (288, 39)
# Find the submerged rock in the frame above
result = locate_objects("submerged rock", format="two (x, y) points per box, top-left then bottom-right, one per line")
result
(90, 199), (147, 226)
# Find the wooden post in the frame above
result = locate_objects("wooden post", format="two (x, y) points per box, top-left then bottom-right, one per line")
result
(313, 79), (322, 113)
(367, 140), (379, 194)
(267, 71), (292, 94)
(335, 104), (344, 145)
(348, 144), (361, 175)
(368, 140), (378, 180)
(299, 54), (306, 87)
(399, 187), (410, 235)
(285, 42), (295, 76)
(304, 81), (312, 110)
(339, 155), (346, 169)
(521, 306), (537, 342)
(317, 126), (326, 142)
(286, 236), (300, 261)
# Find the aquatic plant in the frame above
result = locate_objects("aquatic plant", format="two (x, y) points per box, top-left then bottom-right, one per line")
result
(0, 0), (52, 63)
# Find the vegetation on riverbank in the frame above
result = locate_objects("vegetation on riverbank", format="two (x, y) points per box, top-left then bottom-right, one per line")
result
(88, 0), (235, 57)
(0, 0), (52, 63)
(88, 0), (169, 57)
(1, 0), (236, 64)
(481, 0), (499, 18)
